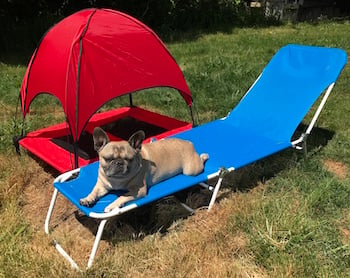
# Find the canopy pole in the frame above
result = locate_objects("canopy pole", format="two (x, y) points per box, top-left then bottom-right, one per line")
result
(189, 105), (196, 126)
(74, 9), (96, 163)
(129, 94), (133, 107)
(73, 142), (79, 169)
(12, 93), (26, 155)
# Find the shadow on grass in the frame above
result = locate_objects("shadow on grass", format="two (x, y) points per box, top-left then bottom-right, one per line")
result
(74, 188), (211, 245)
(221, 124), (335, 194)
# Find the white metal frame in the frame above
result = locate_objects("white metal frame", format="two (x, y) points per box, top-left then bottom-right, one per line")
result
(291, 83), (335, 154)
(45, 82), (336, 270)
(44, 166), (230, 270)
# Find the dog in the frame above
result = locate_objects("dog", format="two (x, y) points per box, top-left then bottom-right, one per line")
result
(79, 127), (209, 212)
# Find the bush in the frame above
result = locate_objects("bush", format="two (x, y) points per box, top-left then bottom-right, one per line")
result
(0, 0), (273, 53)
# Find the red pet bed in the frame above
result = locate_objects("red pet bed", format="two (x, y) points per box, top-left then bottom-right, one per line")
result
(19, 106), (192, 173)
(18, 8), (194, 172)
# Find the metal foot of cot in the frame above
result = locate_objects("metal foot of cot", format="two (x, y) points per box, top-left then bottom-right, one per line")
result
(292, 83), (335, 158)
(45, 186), (108, 270)
(200, 167), (232, 211)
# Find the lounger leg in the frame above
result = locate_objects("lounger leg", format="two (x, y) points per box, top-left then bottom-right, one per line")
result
(292, 132), (309, 159)
(45, 188), (58, 235)
(208, 177), (224, 211)
(174, 198), (195, 215)
(45, 188), (80, 270)
(208, 168), (229, 211)
(292, 83), (335, 157)
(45, 185), (108, 269)
(302, 134), (308, 158)
(199, 182), (214, 191)
(53, 240), (80, 270)
(87, 219), (107, 269)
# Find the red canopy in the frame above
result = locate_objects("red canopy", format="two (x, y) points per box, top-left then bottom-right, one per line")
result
(20, 8), (192, 141)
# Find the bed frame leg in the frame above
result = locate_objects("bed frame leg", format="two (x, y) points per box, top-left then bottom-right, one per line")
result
(87, 219), (107, 269)
(292, 132), (309, 159)
(45, 187), (108, 270)
(208, 168), (229, 211)
(302, 134), (308, 158)
(45, 188), (81, 270)
(176, 200), (195, 215)
(45, 188), (58, 235)
(208, 177), (223, 211)
(292, 83), (335, 158)
(53, 240), (80, 270)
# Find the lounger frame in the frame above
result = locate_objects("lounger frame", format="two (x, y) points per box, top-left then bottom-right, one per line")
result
(45, 166), (230, 269)
(44, 81), (335, 270)
(44, 44), (348, 270)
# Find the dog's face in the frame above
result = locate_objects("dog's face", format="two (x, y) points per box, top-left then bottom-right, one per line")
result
(93, 127), (145, 178)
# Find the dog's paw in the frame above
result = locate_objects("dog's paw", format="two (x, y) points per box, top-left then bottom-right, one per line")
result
(79, 197), (95, 207)
(104, 206), (112, 213)
(104, 204), (119, 213)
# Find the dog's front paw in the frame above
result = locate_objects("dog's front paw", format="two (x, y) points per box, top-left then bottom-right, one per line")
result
(104, 200), (123, 213)
(79, 197), (95, 207)
(104, 204), (119, 213)
(104, 206), (112, 213)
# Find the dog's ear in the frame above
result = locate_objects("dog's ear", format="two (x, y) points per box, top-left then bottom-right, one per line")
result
(128, 130), (145, 152)
(93, 127), (110, 153)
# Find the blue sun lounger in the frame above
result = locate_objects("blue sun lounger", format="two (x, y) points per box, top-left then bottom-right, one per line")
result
(45, 44), (347, 269)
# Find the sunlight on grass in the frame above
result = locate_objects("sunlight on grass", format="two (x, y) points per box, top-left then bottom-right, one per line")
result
(0, 20), (350, 276)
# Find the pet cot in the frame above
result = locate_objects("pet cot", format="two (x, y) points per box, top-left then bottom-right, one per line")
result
(45, 44), (347, 269)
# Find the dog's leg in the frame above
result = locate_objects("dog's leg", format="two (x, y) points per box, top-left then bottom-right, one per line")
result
(183, 152), (209, 176)
(104, 182), (147, 212)
(104, 195), (135, 212)
(79, 183), (109, 207)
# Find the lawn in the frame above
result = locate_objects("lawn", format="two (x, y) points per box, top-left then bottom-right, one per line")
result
(0, 20), (349, 277)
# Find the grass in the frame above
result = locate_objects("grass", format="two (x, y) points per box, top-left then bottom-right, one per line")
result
(0, 20), (350, 277)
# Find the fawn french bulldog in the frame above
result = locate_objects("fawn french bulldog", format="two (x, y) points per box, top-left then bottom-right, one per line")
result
(79, 127), (208, 212)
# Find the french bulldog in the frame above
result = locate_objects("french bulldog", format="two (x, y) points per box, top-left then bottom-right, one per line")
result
(79, 127), (209, 212)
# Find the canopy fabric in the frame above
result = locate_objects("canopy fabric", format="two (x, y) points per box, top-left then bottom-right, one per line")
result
(20, 8), (192, 141)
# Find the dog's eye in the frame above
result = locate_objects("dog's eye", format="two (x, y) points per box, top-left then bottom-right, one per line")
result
(104, 157), (113, 163)
(124, 157), (133, 162)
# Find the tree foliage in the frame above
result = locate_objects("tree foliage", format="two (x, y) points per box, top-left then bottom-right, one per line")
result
(0, 0), (267, 53)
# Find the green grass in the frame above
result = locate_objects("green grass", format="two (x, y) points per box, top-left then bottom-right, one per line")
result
(0, 20), (350, 276)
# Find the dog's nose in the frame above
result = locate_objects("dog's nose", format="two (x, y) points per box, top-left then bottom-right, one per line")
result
(112, 159), (124, 169)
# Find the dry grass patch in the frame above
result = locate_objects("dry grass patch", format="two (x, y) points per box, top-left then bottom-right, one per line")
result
(339, 210), (350, 246)
(0, 101), (16, 121)
(0, 152), (106, 271)
(91, 175), (270, 277)
(21, 160), (112, 268)
(0, 154), (36, 203)
(323, 159), (349, 180)
(96, 196), (267, 277)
